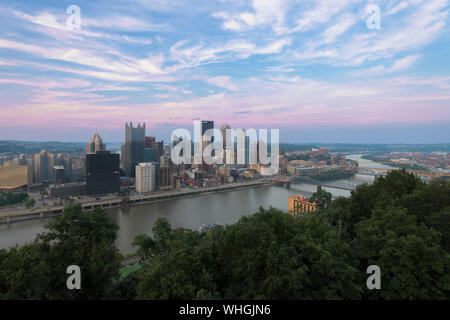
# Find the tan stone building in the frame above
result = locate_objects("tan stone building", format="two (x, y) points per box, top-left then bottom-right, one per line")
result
(288, 195), (317, 215)
(0, 164), (32, 190)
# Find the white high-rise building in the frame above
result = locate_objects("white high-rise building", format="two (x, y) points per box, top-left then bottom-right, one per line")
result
(135, 162), (156, 193)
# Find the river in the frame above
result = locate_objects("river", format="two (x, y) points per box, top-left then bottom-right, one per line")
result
(0, 154), (388, 254)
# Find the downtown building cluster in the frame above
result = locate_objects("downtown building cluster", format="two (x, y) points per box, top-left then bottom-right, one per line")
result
(0, 120), (288, 201)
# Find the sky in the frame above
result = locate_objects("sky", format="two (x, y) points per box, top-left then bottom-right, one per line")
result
(0, 0), (449, 143)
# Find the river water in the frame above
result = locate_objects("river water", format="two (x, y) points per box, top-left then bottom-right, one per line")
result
(0, 154), (386, 254)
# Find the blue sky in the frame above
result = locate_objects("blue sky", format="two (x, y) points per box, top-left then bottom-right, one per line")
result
(0, 0), (449, 143)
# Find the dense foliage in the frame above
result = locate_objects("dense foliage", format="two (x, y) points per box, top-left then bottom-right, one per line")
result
(0, 204), (121, 299)
(132, 170), (450, 300)
(1, 170), (449, 300)
(0, 192), (29, 207)
(309, 188), (332, 210)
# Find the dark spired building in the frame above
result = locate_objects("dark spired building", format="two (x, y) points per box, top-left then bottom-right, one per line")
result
(86, 151), (120, 196)
(121, 122), (145, 177)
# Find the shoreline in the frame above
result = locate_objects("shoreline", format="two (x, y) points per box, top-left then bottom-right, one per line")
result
(0, 180), (273, 225)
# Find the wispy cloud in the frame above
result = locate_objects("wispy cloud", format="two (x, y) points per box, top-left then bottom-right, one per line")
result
(0, 0), (448, 141)
(206, 76), (239, 91)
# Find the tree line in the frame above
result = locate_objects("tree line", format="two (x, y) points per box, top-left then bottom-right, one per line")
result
(0, 169), (449, 299)
(0, 192), (30, 208)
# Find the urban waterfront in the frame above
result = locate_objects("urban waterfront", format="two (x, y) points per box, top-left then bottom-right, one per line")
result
(0, 155), (378, 254)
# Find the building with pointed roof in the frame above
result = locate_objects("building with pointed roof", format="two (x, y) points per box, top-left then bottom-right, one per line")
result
(86, 132), (106, 154)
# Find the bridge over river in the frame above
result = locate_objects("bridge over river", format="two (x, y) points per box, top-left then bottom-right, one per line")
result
(271, 176), (358, 191)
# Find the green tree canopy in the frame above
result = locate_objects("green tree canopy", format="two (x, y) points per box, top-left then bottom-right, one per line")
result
(136, 207), (361, 300)
(0, 204), (121, 299)
(309, 188), (332, 210)
(354, 206), (450, 299)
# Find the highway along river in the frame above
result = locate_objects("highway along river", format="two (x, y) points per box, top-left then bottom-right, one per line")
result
(0, 154), (383, 255)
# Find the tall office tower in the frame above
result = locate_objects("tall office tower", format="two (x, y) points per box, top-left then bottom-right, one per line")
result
(121, 122), (145, 177)
(145, 136), (156, 147)
(144, 136), (158, 162)
(220, 124), (231, 147)
(144, 148), (155, 162)
(145, 136), (164, 162)
(245, 135), (250, 165)
(221, 124), (232, 164)
(62, 157), (73, 181)
(201, 120), (214, 145)
(86, 133), (106, 154)
(160, 155), (172, 167)
(52, 165), (66, 184)
(34, 150), (54, 183)
(135, 162), (156, 193)
(257, 140), (267, 164)
(157, 165), (171, 190)
(71, 158), (85, 181)
(85, 151), (120, 196)
(201, 120), (214, 166)
(26, 157), (34, 182)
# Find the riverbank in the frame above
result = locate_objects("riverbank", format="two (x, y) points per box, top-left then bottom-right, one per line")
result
(0, 179), (272, 225)
(361, 154), (429, 171)
(309, 169), (355, 181)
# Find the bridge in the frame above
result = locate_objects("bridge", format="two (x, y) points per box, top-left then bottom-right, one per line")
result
(272, 178), (291, 188)
(272, 167), (450, 194)
(356, 167), (450, 179)
(271, 176), (356, 191)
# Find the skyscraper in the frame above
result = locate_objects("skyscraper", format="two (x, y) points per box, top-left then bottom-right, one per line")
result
(86, 151), (120, 196)
(201, 120), (214, 160)
(52, 165), (65, 184)
(34, 150), (54, 183)
(144, 136), (163, 162)
(221, 123), (232, 164)
(135, 162), (156, 193)
(201, 120), (214, 136)
(121, 122), (145, 177)
(86, 133), (106, 154)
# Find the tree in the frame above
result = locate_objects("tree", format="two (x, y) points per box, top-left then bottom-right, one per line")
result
(309, 188), (332, 210)
(398, 180), (450, 251)
(133, 217), (175, 260)
(37, 204), (121, 299)
(0, 243), (53, 300)
(0, 191), (28, 207)
(424, 206), (450, 252)
(24, 197), (36, 208)
(354, 206), (450, 299)
(136, 207), (362, 300)
(0, 204), (121, 300)
(341, 170), (425, 240)
(322, 196), (352, 239)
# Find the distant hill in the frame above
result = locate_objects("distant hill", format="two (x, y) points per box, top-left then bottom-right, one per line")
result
(280, 143), (450, 153)
(0, 141), (85, 155)
(1, 140), (448, 155)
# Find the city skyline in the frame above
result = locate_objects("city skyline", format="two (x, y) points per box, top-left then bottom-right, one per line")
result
(0, 0), (449, 143)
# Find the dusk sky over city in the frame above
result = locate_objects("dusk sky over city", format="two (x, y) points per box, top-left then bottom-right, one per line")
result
(0, 0), (449, 143)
